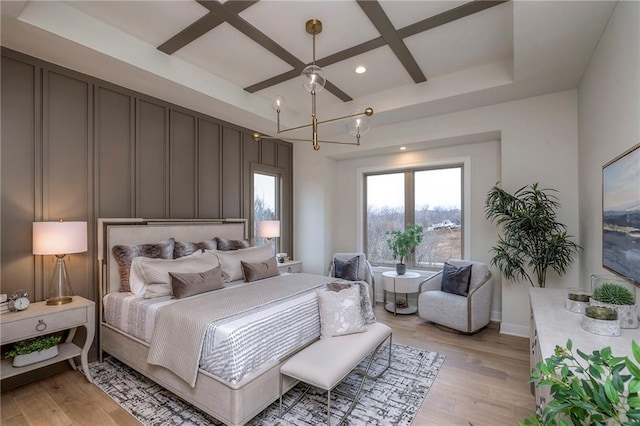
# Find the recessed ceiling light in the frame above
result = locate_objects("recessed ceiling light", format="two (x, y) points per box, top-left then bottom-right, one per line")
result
(400, 146), (407, 150)
(355, 66), (366, 74)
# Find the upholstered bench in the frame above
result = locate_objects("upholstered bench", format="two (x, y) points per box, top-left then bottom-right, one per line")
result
(279, 322), (392, 426)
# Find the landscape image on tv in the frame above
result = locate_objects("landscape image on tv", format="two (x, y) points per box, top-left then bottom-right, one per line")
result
(602, 144), (640, 285)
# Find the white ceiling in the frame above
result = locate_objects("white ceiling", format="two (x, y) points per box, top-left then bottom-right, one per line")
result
(0, 0), (616, 151)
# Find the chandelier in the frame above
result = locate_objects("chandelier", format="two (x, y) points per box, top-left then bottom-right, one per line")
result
(252, 19), (373, 151)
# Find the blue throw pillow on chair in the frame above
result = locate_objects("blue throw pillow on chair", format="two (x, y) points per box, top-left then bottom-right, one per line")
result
(334, 256), (360, 281)
(441, 262), (472, 296)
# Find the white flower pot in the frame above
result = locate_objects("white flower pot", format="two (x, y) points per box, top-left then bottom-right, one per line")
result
(589, 299), (638, 329)
(581, 315), (621, 337)
(565, 298), (589, 314)
(12, 345), (59, 367)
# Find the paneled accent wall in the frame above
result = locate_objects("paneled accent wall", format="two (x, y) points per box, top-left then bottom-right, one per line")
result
(0, 48), (293, 305)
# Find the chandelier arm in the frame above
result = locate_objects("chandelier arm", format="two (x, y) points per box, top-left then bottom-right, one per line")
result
(315, 110), (371, 127)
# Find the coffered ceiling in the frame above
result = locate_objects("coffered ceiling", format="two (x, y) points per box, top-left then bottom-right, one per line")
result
(0, 1), (616, 150)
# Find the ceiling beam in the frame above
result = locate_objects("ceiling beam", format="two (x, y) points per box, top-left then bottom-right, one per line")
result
(196, 0), (352, 102)
(357, 0), (426, 83)
(158, 1), (257, 55)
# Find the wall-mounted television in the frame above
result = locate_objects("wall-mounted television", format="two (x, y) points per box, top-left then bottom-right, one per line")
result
(602, 143), (640, 287)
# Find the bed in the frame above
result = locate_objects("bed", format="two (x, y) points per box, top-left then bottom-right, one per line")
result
(97, 218), (339, 426)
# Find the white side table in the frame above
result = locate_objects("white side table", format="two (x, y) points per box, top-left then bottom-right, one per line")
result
(0, 296), (95, 383)
(277, 260), (303, 274)
(382, 271), (421, 315)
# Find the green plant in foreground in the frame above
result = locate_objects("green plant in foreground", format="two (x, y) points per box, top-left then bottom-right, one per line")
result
(593, 283), (635, 306)
(520, 339), (640, 426)
(5, 335), (61, 359)
(386, 224), (424, 265)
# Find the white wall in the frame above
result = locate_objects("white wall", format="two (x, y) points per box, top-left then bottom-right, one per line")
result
(294, 89), (580, 336)
(578, 2), (640, 295)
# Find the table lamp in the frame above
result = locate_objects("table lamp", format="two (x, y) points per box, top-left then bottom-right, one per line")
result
(33, 220), (87, 305)
(258, 220), (280, 254)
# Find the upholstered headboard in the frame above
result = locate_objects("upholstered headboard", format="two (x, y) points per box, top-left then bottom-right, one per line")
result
(98, 218), (247, 296)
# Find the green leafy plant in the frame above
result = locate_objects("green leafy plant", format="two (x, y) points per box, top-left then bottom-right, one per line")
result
(386, 224), (424, 265)
(520, 339), (640, 425)
(484, 183), (581, 287)
(5, 335), (61, 359)
(592, 283), (635, 306)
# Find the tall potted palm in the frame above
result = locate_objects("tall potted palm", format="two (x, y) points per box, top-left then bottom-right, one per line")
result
(484, 183), (580, 288)
(386, 224), (424, 275)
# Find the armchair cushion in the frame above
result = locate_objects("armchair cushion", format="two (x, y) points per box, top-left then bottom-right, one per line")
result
(441, 261), (472, 296)
(333, 256), (360, 281)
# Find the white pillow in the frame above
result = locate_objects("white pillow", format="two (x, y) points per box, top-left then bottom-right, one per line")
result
(130, 251), (219, 299)
(316, 286), (367, 339)
(215, 244), (273, 282)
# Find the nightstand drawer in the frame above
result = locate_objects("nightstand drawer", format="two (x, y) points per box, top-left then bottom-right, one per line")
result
(278, 260), (302, 274)
(1, 307), (87, 343)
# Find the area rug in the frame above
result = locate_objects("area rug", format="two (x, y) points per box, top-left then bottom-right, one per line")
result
(89, 342), (445, 426)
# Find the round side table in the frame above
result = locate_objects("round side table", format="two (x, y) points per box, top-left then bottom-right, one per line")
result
(382, 271), (421, 315)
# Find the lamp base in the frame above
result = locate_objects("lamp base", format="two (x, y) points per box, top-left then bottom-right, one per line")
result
(47, 296), (73, 305)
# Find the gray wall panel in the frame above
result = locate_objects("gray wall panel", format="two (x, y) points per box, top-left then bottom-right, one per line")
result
(170, 110), (197, 218)
(261, 139), (277, 167)
(136, 100), (168, 218)
(222, 128), (242, 218)
(198, 119), (221, 218)
(1, 57), (36, 298)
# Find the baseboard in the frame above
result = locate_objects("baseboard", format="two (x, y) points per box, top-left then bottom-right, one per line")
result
(500, 322), (529, 338)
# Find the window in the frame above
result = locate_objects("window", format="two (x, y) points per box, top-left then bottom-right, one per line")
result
(365, 166), (463, 269)
(253, 172), (279, 248)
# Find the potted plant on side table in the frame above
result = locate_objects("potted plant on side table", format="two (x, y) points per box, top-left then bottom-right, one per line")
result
(386, 224), (423, 275)
(6, 335), (62, 367)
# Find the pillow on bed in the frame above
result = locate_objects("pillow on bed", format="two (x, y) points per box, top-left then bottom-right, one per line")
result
(169, 266), (224, 299)
(215, 237), (251, 251)
(333, 256), (360, 281)
(173, 239), (217, 258)
(324, 282), (376, 324)
(131, 250), (220, 299)
(241, 256), (280, 282)
(112, 238), (175, 292)
(129, 250), (202, 296)
(316, 286), (367, 338)
(216, 244), (273, 282)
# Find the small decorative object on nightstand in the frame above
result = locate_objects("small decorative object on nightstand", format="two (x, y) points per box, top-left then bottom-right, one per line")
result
(0, 296), (95, 383)
(8, 290), (30, 312)
(277, 260), (303, 274)
(382, 271), (420, 315)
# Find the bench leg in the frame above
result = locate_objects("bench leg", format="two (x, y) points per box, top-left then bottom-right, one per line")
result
(327, 389), (332, 426)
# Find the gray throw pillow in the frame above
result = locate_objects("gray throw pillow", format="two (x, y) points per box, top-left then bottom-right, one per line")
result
(325, 281), (376, 324)
(334, 256), (360, 281)
(215, 237), (251, 251)
(173, 239), (217, 258)
(316, 286), (367, 338)
(241, 256), (280, 282)
(441, 262), (472, 296)
(169, 266), (225, 299)
(112, 238), (175, 292)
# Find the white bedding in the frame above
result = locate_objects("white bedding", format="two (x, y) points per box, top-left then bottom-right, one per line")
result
(103, 276), (322, 384)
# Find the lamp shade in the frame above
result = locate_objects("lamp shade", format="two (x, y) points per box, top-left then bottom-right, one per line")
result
(33, 221), (88, 255)
(258, 220), (280, 239)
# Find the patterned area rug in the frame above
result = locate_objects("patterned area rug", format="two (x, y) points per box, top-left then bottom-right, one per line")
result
(89, 342), (445, 426)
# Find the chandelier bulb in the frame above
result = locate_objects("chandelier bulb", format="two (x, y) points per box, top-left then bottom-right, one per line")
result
(301, 65), (326, 94)
(272, 96), (286, 111)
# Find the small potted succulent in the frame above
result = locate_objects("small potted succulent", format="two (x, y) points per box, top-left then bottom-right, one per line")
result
(581, 305), (621, 337)
(565, 287), (591, 314)
(6, 335), (61, 367)
(386, 224), (424, 275)
(590, 277), (638, 329)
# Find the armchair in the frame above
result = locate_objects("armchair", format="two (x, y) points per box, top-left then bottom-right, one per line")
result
(418, 259), (493, 333)
(327, 253), (376, 308)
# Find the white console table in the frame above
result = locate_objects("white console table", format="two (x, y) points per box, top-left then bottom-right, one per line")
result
(529, 288), (638, 413)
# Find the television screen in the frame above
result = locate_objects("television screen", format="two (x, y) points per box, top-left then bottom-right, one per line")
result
(602, 143), (640, 286)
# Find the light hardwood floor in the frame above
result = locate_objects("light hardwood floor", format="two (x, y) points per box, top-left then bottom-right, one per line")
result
(1, 305), (535, 426)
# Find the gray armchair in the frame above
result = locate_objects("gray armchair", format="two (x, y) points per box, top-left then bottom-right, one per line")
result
(327, 252), (376, 308)
(418, 259), (493, 333)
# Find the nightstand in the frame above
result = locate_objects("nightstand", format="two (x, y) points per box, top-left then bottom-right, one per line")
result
(278, 260), (303, 274)
(382, 271), (421, 315)
(0, 296), (95, 383)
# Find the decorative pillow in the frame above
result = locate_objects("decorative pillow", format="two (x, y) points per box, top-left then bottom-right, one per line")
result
(173, 239), (217, 258)
(216, 244), (273, 282)
(316, 286), (367, 338)
(169, 266), (224, 299)
(334, 256), (360, 281)
(129, 251), (202, 296)
(215, 237), (251, 251)
(112, 238), (175, 292)
(441, 261), (472, 297)
(241, 256), (280, 282)
(130, 251), (219, 299)
(325, 281), (376, 324)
